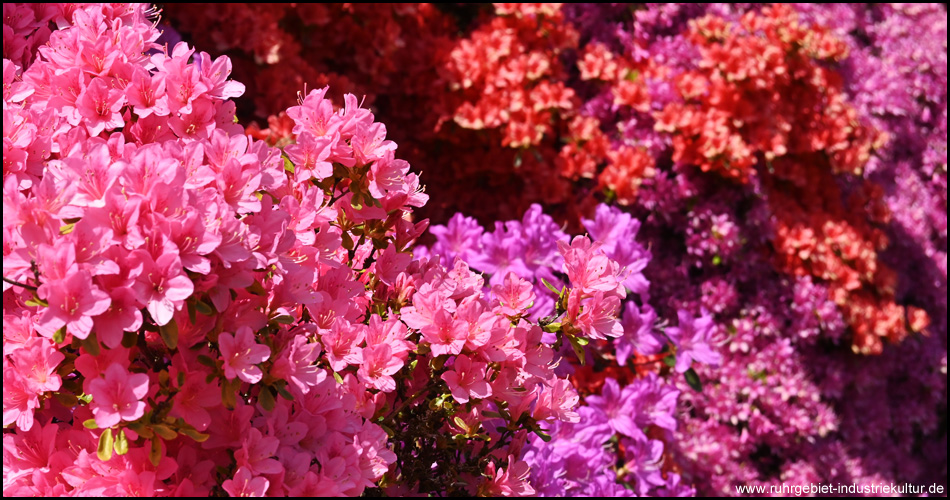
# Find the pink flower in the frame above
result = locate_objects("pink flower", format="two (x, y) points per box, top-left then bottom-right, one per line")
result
(218, 326), (271, 384)
(76, 77), (126, 136)
(441, 354), (491, 404)
(36, 269), (112, 340)
(557, 236), (624, 297)
(222, 466), (269, 498)
(358, 344), (403, 392)
(533, 378), (580, 423)
(88, 363), (149, 429)
(575, 292), (624, 339)
(421, 309), (468, 357)
(492, 272), (536, 316)
(126, 67), (169, 118)
(284, 131), (334, 182)
(93, 286), (144, 349)
(321, 320), (365, 372)
(131, 251), (194, 326)
(3, 369), (40, 431)
(286, 87), (343, 139)
(480, 456), (535, 496)
(169, 368), (220, 431)
(7, 337), (64, 394)
(374, 244), (410, 286)
(235, 428), (283, 475)
(270, 334), (324, 394)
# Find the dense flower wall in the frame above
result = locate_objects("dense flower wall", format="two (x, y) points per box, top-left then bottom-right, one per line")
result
(4, 2), (946, 497)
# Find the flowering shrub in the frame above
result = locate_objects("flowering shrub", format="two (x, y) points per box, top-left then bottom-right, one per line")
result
(425, 203), (718, 496)
(2, 3), (655, 496)
(4, 2), (947, 497)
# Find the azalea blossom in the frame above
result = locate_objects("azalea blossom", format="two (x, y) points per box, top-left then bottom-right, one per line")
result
(88, 363), (149, 429)
(218, 326), (271, 384)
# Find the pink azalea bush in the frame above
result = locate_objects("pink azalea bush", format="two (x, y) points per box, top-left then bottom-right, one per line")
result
(2, 3), (648, 496)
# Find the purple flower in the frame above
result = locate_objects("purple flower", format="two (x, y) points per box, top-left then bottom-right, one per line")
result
(666, 309), (721, 373)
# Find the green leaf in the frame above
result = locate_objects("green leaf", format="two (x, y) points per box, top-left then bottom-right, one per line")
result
(341, 231), (355, 251)
(568, 336), (586, 366)
(24, 298), (48, 308)
(54, 392), (79, 407)
(453, 416), (470, 433)
(187, 299), (197, 325)
(684, 368), (703, 392)
(259, 385), (276, 412)
(114, 429), (129, 455)
(195, 299), (215, 316)
(662, 354), (676, 368)
(540, 278), (561, 296)
(53, 327), (67, 344)
(83, 418), (99, 429)
(274, 383), (295, 401)
(531, 427), (552, 443)
(59, 223), (76, 235)
(271, 315), (295, 325)
(81, 332), (100, 356)
(158, 318), (178, 350)
(481, 411), (504, 420)
(127, 421), (155, 439)
(712, 255), (722, 266)
(152, 424), (178, 440)
(197, 355), (216, 368)
(541, 322), (562, 333)
(332, 371), (344, 385)
(97, 428), (114, 462)
(121, 330), (139, 348)
(246, 280), (267, 296)
(179, 427), (210, 443)
(148, 438), (162, 467)
(283, 156), (295, 174)
(222, 381), (236, 410)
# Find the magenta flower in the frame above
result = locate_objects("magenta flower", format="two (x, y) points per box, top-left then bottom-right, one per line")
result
(88, 364), (149, 429)
(666, 309), (722, 373)
(218, 326), (271, 384)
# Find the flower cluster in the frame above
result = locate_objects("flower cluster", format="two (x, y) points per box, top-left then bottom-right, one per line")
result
(1, 4), (641, 496)
(426, 203), (722, 495)
(6, 2), (947, 497)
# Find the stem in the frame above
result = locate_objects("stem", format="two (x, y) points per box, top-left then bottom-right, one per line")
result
(384, 385), (432, 425)
(3, 276), (38, 291)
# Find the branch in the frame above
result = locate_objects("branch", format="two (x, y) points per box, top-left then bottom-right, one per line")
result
(3, 276), (38, 291)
